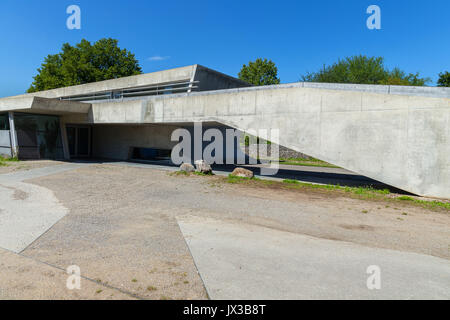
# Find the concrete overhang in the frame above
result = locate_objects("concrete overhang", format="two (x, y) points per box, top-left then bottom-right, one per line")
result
(7, 65), (197, 100)
(0, 96), (91, 115)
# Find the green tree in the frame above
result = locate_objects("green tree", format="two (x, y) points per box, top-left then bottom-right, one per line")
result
(238, 58), (280, 86)
(28, 38), (142, 93)
(437, 71), (450, 87)
(301, 55), (430, 86)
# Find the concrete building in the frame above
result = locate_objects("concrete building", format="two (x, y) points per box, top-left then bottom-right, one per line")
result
(0, 64), (449, 199)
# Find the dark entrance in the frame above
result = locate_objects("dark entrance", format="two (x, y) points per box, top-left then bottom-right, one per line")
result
(67, 126), (91, 158)
(14, 113), (64, 160)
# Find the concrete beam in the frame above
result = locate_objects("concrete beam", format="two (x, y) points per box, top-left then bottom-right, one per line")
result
(8, 112), (18, 158)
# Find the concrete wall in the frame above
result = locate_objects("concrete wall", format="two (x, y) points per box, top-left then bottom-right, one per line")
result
(92, 124), (182, 160)
(87, 83), (450, 198)
(91, 123), (250, 163)
(0, 130), (12, 157)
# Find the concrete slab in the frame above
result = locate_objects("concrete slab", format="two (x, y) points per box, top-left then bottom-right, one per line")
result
(0, 163), (87, 183)
(0, 181), (68, 253)
(0, 163), (89, 253)
(177, 215), (450, 300)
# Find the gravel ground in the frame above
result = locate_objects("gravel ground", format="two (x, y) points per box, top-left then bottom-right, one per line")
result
(2, 163), (448, 299)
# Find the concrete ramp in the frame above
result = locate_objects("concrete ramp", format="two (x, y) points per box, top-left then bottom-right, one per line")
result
(177, 215), (450, 300)
(135, 84), (449, 198)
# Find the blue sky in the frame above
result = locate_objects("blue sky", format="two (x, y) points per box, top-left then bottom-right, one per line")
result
(0, 0), (449, 97)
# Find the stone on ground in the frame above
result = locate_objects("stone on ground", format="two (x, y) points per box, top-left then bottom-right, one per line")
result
(231, 167), (254, 178)
(180, 163), (195, 173)
(194, 160), (213, 174)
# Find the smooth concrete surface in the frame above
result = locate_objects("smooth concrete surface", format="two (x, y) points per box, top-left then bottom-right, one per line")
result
(0, 96), (89, 115)
(0, 130), (11, 147)
(0, 163), (90, 253)
(177, 215), (450, 300)
(0, 163), (88, 183)
(0, 130), (11, 157)
(0, 181), (68, 253)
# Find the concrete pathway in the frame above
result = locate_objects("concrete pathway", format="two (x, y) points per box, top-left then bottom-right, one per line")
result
(0, 163), (89, 253)
(0, 163), (87, 184)
(177, 215), (450, 300)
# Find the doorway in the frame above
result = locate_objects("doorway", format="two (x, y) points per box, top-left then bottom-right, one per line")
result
(67, 126), (91, 158)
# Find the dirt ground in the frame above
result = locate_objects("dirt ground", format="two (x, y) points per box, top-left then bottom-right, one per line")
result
(1, 163), (449, 299)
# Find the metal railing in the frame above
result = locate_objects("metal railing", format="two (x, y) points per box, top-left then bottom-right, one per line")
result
(60, 80), (199, 102)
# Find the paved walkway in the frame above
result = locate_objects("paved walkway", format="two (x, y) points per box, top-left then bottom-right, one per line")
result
(177, 215), (450, 300)
(0, 163), (89, 253)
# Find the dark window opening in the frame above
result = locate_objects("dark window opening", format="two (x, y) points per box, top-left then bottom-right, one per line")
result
(131, 147), (171, 161)
(0, 113), (9, 130)
(14, 113), (63, 160)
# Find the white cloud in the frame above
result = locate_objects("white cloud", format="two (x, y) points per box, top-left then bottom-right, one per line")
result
(148, 55), (170, 61)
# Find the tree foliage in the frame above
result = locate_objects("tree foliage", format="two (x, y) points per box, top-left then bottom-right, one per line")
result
(238, 58), (280, 86)
(301, 55), (430, 86)
(437, 71), (450, 87)
(28, 38), (142, 93)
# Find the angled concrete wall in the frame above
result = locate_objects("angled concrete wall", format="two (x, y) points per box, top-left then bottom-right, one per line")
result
(89, 83), (450, 199)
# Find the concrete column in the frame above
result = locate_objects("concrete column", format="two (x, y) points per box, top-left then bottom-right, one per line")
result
(59, 119), (71, 160)
(8, 112), (18, 158)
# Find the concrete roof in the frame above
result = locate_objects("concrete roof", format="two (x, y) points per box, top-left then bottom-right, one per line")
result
(0, 96), (90, 115)
(4, 65), (198, 100)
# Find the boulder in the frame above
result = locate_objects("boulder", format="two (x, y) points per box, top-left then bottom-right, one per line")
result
(194, 160), (213, 174)
(180, 163), (195, 173)
(231, 167), (254, 178)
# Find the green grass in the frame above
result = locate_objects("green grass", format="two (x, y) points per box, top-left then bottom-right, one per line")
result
(171, 169), (450, 213)
(282, 179), (390, 197)
(276, 157), (339, 168)
(223, 175), (450, 212)
(398, 195), (450, 210)
(170, 171), (213, 177)
(226, 174), (259, 183)
(0, 156), (19, 167)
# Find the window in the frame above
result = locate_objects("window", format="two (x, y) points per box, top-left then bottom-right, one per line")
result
(13, 113), (63, 159)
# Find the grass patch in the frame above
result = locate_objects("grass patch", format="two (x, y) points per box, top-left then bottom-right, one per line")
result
(276, 157), (339, 168)
(226, 175), (259, 183)
(0, 156), (19, 167)
(281, 179), (390, 197)
(193, 171), (213, 176)
(224, 176), (450, 212)
(171, 167), (450, 213)
(397, 195), (450, 210)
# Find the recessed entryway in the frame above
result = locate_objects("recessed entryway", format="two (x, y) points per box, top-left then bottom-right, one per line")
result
(67, 125), (91, 158)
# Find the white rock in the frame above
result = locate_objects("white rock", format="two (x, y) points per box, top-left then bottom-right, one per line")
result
(194, 160), (213, 174)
